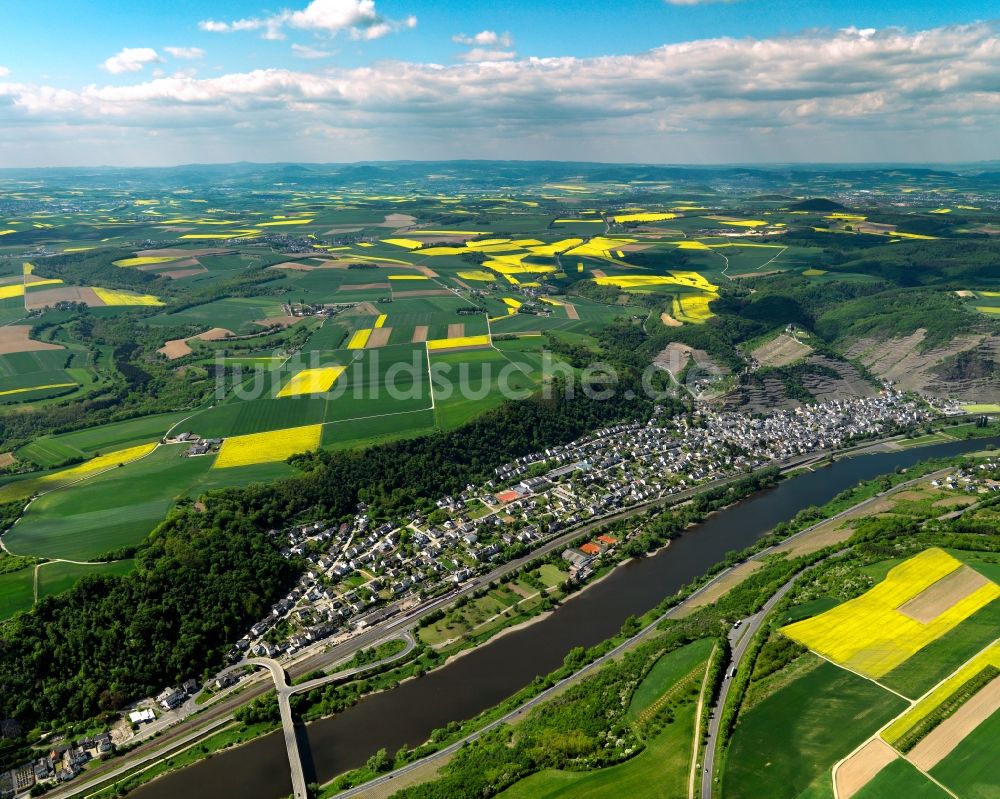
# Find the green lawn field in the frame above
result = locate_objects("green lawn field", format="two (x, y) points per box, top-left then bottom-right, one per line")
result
(852, 758), (950, 799)
(930, 706), (1000, 799)
(4, 445), (293, 560)
(0, 568), (35, 621)
(721, 658), (907, 799)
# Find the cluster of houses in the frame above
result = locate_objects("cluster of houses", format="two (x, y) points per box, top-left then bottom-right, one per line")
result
(1, 734), (113, 797)
(933, 458), (1000, 495)
(165, 431), (222, 458)
(228, 390), (931, 663)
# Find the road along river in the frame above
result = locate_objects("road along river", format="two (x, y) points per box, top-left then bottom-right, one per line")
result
(133, 435), (1000, 799)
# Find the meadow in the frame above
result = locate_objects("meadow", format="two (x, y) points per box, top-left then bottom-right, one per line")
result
(721, 659), (906, 799)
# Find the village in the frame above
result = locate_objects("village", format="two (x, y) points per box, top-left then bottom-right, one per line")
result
(0, 390), (946, 798)
(231, 390), (933, 662)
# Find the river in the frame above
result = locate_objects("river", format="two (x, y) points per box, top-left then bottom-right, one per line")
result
(133, 435), (999, 799)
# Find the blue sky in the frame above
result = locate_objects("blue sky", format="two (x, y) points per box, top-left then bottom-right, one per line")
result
(1, 0), (998, 166)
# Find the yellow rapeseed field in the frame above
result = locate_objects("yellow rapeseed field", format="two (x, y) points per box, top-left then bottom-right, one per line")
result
(0, 382), (77, 398)
(276, 366), (346, 397)
(374, 314), (388, 328)
(93, 288), (165, 306)
(719, 220), (768, 227)
(0, 441), (161, 503)
(347, 329), (373, 349)
(457, 271), (496, 281)
(113, 256), (180, 267)
(611, 212), (679, 223)
(382, 238), (425, 249)
(213, 425), (322, 469)
(782, 548), (1000, 679)
(564, 237), (636, 258)
(42, 442), (158, 483)
(527, 238), (583, 257)
(673, 294), (717, 323)
(0, 285), (24, 300)
(427, 335), (491, 351)
(882, 641), (1000, 744)
(257, 219), (314, 227)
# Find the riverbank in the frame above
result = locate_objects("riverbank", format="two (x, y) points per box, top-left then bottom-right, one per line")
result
(107, 434), (1000, 799)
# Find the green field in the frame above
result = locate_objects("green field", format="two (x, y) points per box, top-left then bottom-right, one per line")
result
(36, 559), (136, 600)
(4, 445), (293, 560)
(722, 658), (907, 799)
(0, 568), (35, 620)
(431, 348), (542, 430)
(852, 758), (950, 799)
(18, 411), (194, 467)
(627, 638), (715, 722)
(930, 706), (1000, 799)
(880, 597), (1000, 698)
(500, 694), (697, 799)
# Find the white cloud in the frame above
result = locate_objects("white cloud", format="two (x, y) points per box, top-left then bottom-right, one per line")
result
(453, 30), (515, 62)
(453, 30), (513, 48)
(0, 66), (9, 78)
(101, 47), (162, 75)
(198, 18), (263, 33)
(200, 0), (415, 42)
(456, 48), (516, 63)
(5, 23), (1000, 164)
(164, 47), (205, 60)
(292, 43), (334, 59)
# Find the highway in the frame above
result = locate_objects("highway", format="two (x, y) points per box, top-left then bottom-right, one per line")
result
(699, 577), (800, 799)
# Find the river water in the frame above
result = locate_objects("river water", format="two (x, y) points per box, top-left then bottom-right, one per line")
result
(133, 435), (999, 799)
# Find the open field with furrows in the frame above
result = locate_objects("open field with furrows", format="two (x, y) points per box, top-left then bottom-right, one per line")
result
(721, 658), (907, 799)
(849, 758), (950, 799)
(781, 548), (1000, 683)
(0, 567), (35, 620)
(929, 704), (1000, 799)
(3, 444), (293, 560)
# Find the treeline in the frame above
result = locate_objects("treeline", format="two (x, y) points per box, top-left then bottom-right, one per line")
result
(0, 507), (297, 729)
(0, 379), (664, 730)
(0, 316), (214, 454)
(38, 248), (174, 296)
